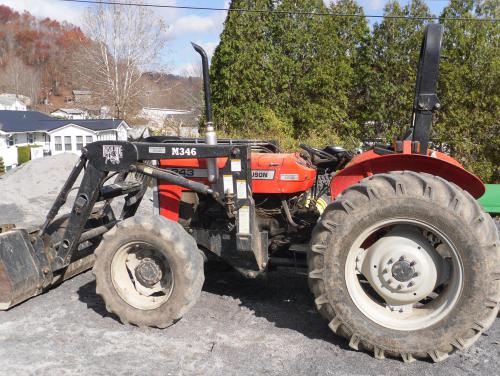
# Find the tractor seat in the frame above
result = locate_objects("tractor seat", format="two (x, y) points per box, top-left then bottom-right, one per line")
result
(314, 145), (352, 171)
(322, 145), (347, 156)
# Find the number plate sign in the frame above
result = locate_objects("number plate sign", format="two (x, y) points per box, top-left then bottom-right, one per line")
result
(166, 168), (208, 178)
(171, 147), (197, 156)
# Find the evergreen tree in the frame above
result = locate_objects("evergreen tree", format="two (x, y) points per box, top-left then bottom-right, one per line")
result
(272, 0), (336, 138)
(0, 157), (4, 174)
(436, 0), (500, 181)
(365, 0), (432, 140)
(210, 0), (283, 135)
(326, 0), (371, 142)
(211, 0), (368, 148)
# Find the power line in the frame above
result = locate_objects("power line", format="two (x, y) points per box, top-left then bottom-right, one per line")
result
(59, 0), (500, 22)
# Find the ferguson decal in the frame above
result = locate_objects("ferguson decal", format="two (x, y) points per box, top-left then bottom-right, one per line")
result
(252, 170), (275, 180)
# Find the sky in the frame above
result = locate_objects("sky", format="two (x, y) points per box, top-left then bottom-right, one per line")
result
(0, 0), (450, 75)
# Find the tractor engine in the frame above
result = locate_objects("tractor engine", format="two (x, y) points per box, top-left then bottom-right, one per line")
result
(253, 192), (320, 254)
(158, 147), (323, 257)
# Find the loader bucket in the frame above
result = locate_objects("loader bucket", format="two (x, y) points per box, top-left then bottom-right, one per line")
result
(0, 229), (45, 310)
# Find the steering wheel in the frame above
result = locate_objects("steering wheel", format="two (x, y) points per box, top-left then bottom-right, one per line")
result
(299, 144), (336, 161)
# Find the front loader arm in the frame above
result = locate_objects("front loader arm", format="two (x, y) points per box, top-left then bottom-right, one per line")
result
(45, 140), (256, 272)
(0, 139), (256, 310)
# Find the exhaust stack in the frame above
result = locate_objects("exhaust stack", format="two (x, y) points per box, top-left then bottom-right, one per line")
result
(191, 42), (218, 183)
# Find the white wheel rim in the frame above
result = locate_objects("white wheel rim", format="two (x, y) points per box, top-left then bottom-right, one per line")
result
(111, 241), (174, 310)
(345, 219), (463, 331)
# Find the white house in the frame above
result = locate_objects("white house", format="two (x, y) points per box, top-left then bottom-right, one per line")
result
(0, 93), (31, 107)
(0, 96), (27, 111)
(140, 107), (199, 137)
(140, 107), (193, 124)
(0, 110), (129, 170)
(72, 90), (92, 103)
(51, 108), (89, 120)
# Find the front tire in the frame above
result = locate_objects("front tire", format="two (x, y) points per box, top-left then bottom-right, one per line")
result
(93, 215), (204, 328)
(308, 171), (499, 362)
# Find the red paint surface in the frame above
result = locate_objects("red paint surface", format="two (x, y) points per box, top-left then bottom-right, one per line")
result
(157, 141), (484, 221)
(330, 143), (484, 199)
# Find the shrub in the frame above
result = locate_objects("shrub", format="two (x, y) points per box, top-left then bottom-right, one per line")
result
(17, 145), (42, 165)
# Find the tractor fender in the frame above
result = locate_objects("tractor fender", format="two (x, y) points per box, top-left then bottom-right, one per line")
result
(330, 150), (485, 200)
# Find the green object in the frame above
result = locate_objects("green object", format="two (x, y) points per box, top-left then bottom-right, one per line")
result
(210, 0), (368, 145)
(479, 184), (500, 214)
(17, 145), (41, 165)
(17, 146), (31, 165)
(0, 156), (4, 174)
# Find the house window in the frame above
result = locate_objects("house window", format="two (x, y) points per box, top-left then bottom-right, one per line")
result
(86, 136), (93, 145)
(64, 136), (72, 151)
(55, 136), (62, 151)
(7, 135), (14, 146)
(27, 133), (34, 144)
(76, 136), (83, 151)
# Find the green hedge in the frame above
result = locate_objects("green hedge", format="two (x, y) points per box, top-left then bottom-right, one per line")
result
(17, 145), (41, 165)
(0, 156), (4, 174)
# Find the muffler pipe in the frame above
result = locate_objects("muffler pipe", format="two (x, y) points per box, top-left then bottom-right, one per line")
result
(192, 42), (218, 183)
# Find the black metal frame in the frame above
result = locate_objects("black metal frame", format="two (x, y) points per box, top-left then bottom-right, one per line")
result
(41, 140), (260, 273)
(411, 24), (443, 155)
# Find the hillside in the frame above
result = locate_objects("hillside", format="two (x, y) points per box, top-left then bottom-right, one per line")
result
(0, 5), (201, 116)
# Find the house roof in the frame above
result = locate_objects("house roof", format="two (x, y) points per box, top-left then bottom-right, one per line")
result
(73, 90), (91, 95)
(0, 97), (24, 107)
(142, 107), (192, 115)
(51, 108), (86, 115)
(128, 126), (150, 140)
(0, 110), (126, 133)
(0, 111), (53, 132)
(42, 119), (127, 132)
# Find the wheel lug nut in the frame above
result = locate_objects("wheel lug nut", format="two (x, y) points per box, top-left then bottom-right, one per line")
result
(387, 258), (393, 264)
(397, 284), (403, 290)
(407, 281), (414, 287)
(410, 261), (417, 266)
(413, 272), (419, 278)
(387, 279), (393, 284)
(382, 268), (388, 274)
(399, 255), (405, 261)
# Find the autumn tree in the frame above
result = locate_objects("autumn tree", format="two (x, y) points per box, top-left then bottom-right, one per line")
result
(0, 54), (42, 104)
(0, 5), (88, 103)
(76, 1), (168, 118)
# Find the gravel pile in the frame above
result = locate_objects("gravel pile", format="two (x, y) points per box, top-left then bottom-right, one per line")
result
(0, 153), (81, 227)
(0, 155), (498, 375)
(0, 153), (153, 228)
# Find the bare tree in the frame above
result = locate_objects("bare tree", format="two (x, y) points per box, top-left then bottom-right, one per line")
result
(0, 54), (41, 104)
(158, 116), (183, 136)
(77, 1), (168, 118)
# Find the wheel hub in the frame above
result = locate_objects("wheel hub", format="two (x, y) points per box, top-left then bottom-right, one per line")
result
(134, 257), (163, 287)
(391, 259), (414, 282)
(359, 225), (443, 306)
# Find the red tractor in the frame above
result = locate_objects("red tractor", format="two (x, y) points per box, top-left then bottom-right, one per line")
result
(0, 25), (498, 363)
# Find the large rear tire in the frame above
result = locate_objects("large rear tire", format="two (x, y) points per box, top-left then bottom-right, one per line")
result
(93, 215), (204, 328)
(308, 171), (499, 362)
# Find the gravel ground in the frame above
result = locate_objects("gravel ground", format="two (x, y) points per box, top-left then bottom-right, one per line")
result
(0, 156), (498, 375)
